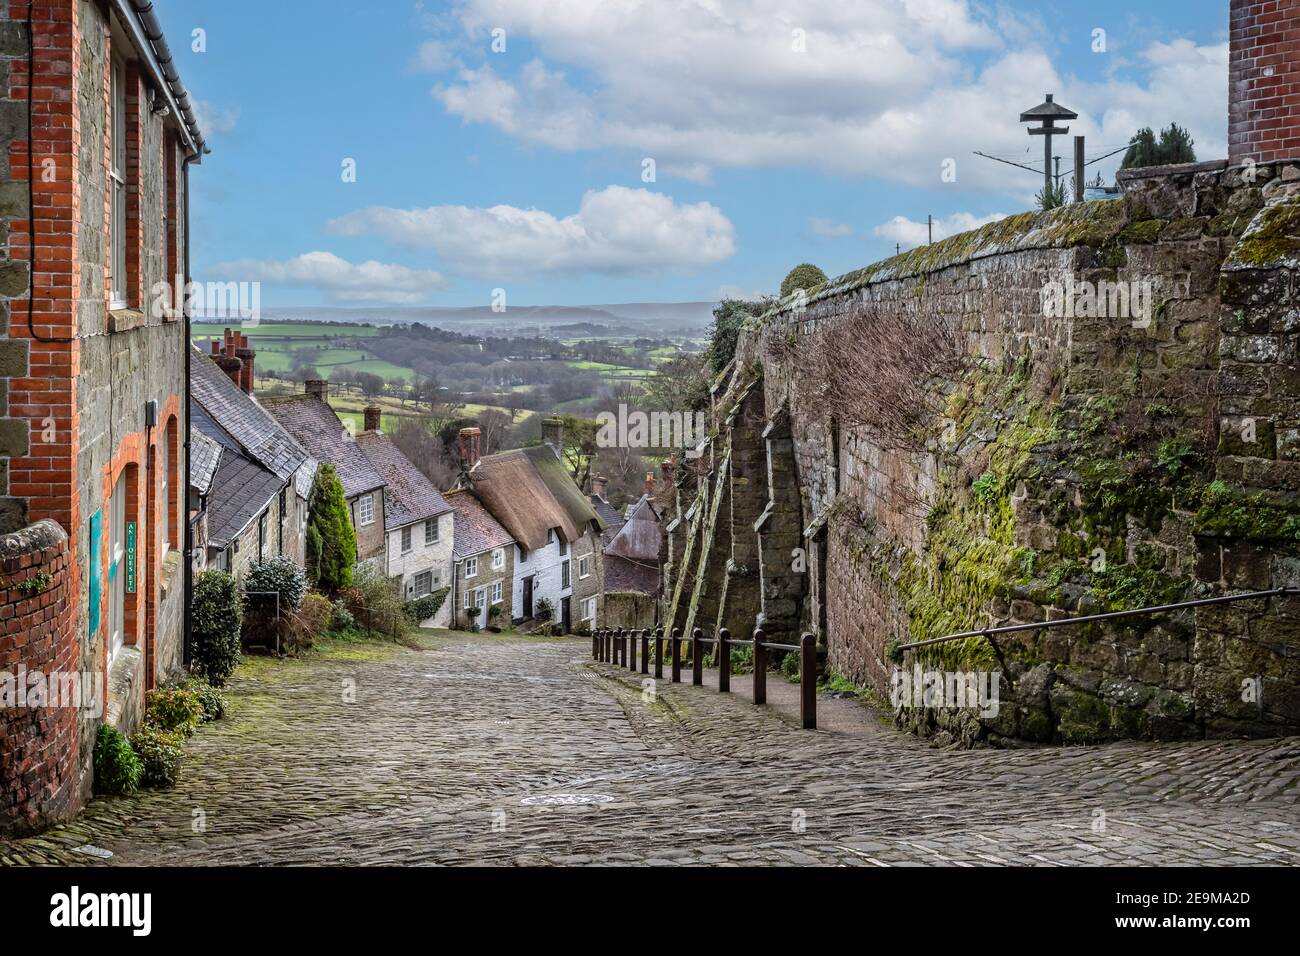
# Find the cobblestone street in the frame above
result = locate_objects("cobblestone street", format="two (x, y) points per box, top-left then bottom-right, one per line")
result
(4, 632), (1299, 867)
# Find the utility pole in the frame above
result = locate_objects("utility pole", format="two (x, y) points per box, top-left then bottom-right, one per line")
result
(1073, 135), (1086, 203)
(927, 214), (933, 245)
(1020, 94), (1078, 197)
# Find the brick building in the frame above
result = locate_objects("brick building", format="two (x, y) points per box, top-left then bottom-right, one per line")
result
(0, 0), (205, 833)
(1229, 0), (1300, 164)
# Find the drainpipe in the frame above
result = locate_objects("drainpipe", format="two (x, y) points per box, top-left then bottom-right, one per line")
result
(182, 154), (194, 669)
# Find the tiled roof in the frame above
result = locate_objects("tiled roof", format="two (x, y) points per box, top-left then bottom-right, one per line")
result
(263, 393), (386, 499)
(189, 344), (312, 484)
(190, 428), (221, 496)
(355, 431), (452, 530)
(590, 493), (625, 545)
(446, 488), (513, 559)
(468, 445), (603, 553)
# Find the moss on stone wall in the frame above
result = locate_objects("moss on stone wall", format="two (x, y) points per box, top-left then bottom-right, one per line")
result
(1225, 199), (1300, 268)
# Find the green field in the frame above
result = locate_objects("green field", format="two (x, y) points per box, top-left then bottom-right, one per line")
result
(193, 322), (414, 381)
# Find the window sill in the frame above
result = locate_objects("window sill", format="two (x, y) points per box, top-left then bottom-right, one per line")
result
(108, 308), (146, 333)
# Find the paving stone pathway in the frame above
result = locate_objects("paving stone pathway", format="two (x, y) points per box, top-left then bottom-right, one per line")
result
(3, 632), (1298, 866)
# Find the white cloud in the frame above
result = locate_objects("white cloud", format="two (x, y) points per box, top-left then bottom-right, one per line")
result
(412, 39), (461, 73)
(209, 252), (447, 305)
(423, 1), (1227, 193)
(873, 211), (1007, 249)
(327, 185), (735, 278)
(193, 100), (239, 136)
(809, 216), (853, 239)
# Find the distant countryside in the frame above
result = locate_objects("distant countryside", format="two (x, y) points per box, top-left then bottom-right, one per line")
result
(192, 301), (744, 502)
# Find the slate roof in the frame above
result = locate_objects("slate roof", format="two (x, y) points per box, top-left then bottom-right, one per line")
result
(355, 431), (452, 531)
(590, 493), (625, 545)
(190, 402), (285, 548)
(191, 428), (221, 496)
(445, 488), (513, 559)
(263, 393), (386, 499)
(468, 445), (603, 553)
(189, 344), (312, 484)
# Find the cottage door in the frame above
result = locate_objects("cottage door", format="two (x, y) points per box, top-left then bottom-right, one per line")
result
(522, 575), (533, 617)
(561, 596), (571, 634)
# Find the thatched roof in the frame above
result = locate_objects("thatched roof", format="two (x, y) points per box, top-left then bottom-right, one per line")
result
(468, 445), (603, 553)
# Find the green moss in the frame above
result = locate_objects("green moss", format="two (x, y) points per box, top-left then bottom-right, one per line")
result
(1226, 200), (1300, 267)
(1194, 485), (1300, 545)
(1118, 218), (1168, 243)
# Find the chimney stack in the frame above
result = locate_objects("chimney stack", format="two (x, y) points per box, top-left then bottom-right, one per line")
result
(215, 355), (242, 389)
(305, 380), (329, 402)
(644, 472), (655, 495)
(235, 332), (256, 395)
(363, 405), (383, 433)
(458, 427), (481, 472)
(542, 417), (564, 460)
(591, 475), (607, 498)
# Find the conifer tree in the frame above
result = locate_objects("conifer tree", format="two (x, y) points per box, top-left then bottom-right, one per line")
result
(305, 463), (356, 593)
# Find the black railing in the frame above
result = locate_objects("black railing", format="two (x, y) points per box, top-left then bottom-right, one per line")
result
(896, 586), (1300, 653)
(592, 626), (819, 729)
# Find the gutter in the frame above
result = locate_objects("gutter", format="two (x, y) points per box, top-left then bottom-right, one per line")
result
(114, 0), (207, 158)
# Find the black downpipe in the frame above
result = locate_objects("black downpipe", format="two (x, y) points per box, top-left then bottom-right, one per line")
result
(182, 155), (193, 669)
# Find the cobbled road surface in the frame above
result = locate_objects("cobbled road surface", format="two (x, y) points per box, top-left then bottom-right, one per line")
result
(3, 632), (1298, 866)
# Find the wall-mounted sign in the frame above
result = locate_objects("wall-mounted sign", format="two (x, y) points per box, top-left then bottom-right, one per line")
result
(125, 521), (137, 594)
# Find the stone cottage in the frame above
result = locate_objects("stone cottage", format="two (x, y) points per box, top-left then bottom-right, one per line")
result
(355, 406), (455, 625)
(189, 339), (316, 579)
(445, 485), (515, 630)
(0, 0), (205, 834)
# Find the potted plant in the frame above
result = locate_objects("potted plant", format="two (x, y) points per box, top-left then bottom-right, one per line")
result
(465, 604), (482, 633)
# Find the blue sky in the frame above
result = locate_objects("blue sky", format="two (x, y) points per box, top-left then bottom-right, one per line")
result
(161, 0), (1229, 308)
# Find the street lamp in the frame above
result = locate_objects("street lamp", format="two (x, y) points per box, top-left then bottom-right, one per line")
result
(1020, 93), (1078, 197)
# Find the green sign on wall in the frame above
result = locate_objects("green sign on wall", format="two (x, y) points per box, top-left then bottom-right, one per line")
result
(126, 521), (137, 594)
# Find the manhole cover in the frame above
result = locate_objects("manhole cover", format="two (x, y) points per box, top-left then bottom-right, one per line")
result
(520, 793), (615, 806)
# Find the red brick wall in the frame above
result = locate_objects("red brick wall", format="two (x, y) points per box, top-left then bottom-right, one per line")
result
(1229, 0), (1300, 164)
(0, 519), (80, 835)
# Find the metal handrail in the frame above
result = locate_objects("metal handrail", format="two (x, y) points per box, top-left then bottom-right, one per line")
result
(896, 586), (1300, 652)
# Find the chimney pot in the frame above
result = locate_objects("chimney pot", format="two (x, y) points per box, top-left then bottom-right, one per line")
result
(305, 380), (329, 402)
(644, 472), (655, 495)
(363, 405), (383, 432)
(660, 458), (674, 489)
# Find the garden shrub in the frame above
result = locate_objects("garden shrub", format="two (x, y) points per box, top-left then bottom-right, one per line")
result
(343, 564), (407, 636)
(330, 599), (355, 632)
(131, 727), (185, 789)
(403, 586), (449, 624)
(144, 686), (204, 737)
(284, 591), (332, 654)
(93, 724), (142, 796)
(184, 677), (226, 722)
(243, 557), (310, 651)
(191, 570), (242, 686)
(244, 556), (309, 613)
(306, 464), (356, 593)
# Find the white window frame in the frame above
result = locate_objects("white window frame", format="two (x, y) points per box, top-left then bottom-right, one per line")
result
(401, 526), (412, 554)
(474, 587), (486, 609)
(425, 519), (438, 545)
(582, 597), (596, 622)
(491, 581), (502, 605)
(109, 56), (128, 311)
(491, 547), (504, 570)
(464, 555), (478, 578)
(358, 493), (375, 527)
(561, 559), (571, 590)
(413, 570), (432, 597)
(160, 429), (170, 556)
(463, 587), (472, 609)
(578, 555), (590, 579)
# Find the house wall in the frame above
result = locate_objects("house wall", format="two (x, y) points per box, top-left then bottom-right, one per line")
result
(386, 510), (454, 600)
(513, 536), (570, 624)
(222, 488), (285, 582)
(454, 545), (513, 628)
(349, 489), (385, 568)
(0, 0), (194, 831)
(571, 526), (603, 630)
(1228, 0), (1300, 165)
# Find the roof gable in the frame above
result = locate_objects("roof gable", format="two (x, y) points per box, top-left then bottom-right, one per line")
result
(468, 445), (602, 552)
(262, 394), (386, 499)
(355, 431), (452, 530)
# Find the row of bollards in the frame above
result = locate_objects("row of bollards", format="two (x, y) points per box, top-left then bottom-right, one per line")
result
(591, 626), (817, 729)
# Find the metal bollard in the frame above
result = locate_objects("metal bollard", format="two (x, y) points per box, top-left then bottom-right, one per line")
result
(718, 627), (731, 693)
(800, 633), (817, 730)
(617, 628), (625, 667)
(639, 629), (649, 675)
(592, 631), (599, 659)
(691, 628), (703, 686)
(654, 626), (664, 680)
(628, 627), (637, 671)
(670, 627), (681, 683)
(752, 628), (767, 705)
